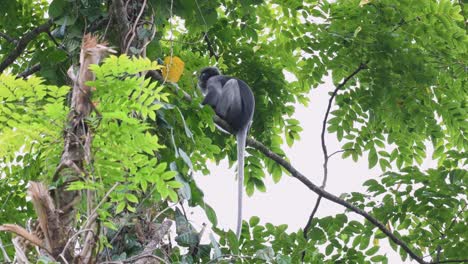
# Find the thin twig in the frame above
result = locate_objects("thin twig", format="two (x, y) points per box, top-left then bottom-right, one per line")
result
(300, 64), (366, 262)
(59, 229), (95, 264)
(162, 0), (175, 84)
(46, 31), (62, 48)
(101, 254), (169, 264)
(124, 0), (147, 54)
(327, 149), (355, 159)
(436, 244), (442, 263)
(302, 63), (367, 255)
(0, 32), (17, 44)
(16, 64), (41, 79)
(194, 0), (208, 29)
(0, 238), (11, 263)
(108, 186), (163, 246)
(445, 204), (466, 232)
(194, 0), (217, 60)
(151, 202), (179, 223)
(12, 237), (29, 264)
(83, 183), (120, 230)
(204, 33), (219, 61)
(301, 195), (321, 237)
(320, 63), (367, 188)
(206, 254), (258, 264)
(140, 13), (157, 53)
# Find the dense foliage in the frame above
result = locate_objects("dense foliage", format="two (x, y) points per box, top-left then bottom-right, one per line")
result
(0, 0), (466, 263)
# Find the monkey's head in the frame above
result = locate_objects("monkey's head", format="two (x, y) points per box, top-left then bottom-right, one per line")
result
(198, 67), (220, 93)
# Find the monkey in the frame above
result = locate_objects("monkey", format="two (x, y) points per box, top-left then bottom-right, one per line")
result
(198, 67), (255, 239)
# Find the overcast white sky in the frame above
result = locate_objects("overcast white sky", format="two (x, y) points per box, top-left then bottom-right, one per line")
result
(186, 75), (432, 263)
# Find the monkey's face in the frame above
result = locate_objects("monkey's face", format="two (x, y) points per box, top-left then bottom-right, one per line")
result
(198, 67), (220, 82)
(198, 67), (220, 93)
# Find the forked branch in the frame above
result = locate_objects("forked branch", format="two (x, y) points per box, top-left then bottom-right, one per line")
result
(303, 63), (367, 247)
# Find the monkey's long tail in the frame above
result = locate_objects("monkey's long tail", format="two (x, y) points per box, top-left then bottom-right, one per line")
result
(236, 128), (248, 239)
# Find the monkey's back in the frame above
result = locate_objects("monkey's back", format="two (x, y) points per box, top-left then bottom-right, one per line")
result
(207, 76), (255, 133)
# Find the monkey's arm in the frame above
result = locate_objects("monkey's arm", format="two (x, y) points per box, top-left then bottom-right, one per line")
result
(201, 89), (219, 108)
(216, 79), (241, 121)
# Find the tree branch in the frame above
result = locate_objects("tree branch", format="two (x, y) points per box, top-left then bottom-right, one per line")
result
(0, 32), (17, 44)
(302, 195), (321, 239)
(0, 224), (47, 252)
(320, 63), (367, 188)
(16, 63), (41, 79)
(0, 20), (53, 74)
(328, 149), (354, 159)
(303, 63), (367, 251)
(203, 33), (219, 61)
(244, 128), (427, 263)
(152, 64), (426, 263)
(213, 109), (426, 264)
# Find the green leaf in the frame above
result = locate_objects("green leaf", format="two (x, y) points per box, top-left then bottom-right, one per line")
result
(325, 244), (333, 255)
(140, 180), (147, 192)
(126, 204), (136, 212)
(272, 163), (283, 183)
(365, 246), (379, 256)
(249, 216), (260, 226)
(359, 235), (370, 250)
(195, 244), (211, 259)
(176, 107), (194, 140)
(352, 236), (361, 247)
(368, 147), (378, 168)
(154, 162), (167, 174)
(202, 203), (218, 226)
(178, 148), (193, 170)
(175, 208), (199, 247)
(49, 0), (66, 18)
(168, 189), (178, 202)
(126, 193), (139, 203)
(226, 230), (239, 255)
(115, 202), (125, 214)
(246, 182), (255, 196)
(255, 247), (274, 261)
(379, 158), (391, 171)
(175, 173), (191, 200)
(162, 171), (177, 180)
(167, 180), (183, 188)
(370, 255), (387, 262)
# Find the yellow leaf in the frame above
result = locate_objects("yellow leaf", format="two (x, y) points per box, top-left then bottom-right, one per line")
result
(161, 56), (185, 83)
(373, 238), (379, 246)
(359, 0), (371, 7)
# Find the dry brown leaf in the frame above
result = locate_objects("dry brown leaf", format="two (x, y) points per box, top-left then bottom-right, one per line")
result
(162, 56), (185, 83)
